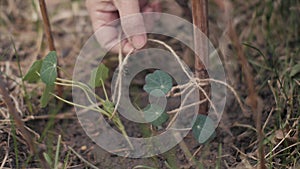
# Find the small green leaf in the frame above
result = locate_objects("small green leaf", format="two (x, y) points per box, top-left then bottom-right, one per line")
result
(43, 152), (53, 166)
(89, 64), (109, 88)
(152, 112), (169, 127)
(143, 70), (172, 97)
(143, 104), (169, 127)
(40, 51), (57, 85)
(192, 115), (216, 144)
(290, 63), (300, 78)
(40, 85), (54, 108)
(23, 60), (43, 83)
(103, 100), (115, 114)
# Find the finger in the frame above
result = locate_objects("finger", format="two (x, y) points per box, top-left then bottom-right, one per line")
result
(113, 0), (147, 49)
(86, 0), (134, 53)
(86, 0), (119, 31)
(110, 40), (134, 54)
(86, 0), (118, 14)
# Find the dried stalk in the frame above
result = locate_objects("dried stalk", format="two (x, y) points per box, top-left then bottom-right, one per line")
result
(0, 76), (50, 169)
(191, 0), (210, 115)
(39, 0), (63, 97)
(228, 23), (266, 169)
(0, 76), (35, 154)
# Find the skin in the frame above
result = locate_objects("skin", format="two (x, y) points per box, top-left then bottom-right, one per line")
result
(86, 0), (160, 53)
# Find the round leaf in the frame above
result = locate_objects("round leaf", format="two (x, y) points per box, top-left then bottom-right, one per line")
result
(143, 104), (169, 127)
(40, 51), (57, 85)
(143, 70), (172, 97)
(192, 115), (216, 144)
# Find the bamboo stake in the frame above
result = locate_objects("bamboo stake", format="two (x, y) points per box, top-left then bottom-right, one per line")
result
(191, 0), (210, 114)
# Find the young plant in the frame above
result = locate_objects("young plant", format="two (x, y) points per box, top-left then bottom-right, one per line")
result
(23, 51), (132, 147)
(142, 70), (215, 141)
(143, 70), (171, 127)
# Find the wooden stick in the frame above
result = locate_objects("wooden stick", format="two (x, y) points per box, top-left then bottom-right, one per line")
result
(39, 0), (63, 97)
(39, 0), (55, 51)
(0, 76), (50, 169)
(191, 0), (210, 114)
(0, 77), (35, 154)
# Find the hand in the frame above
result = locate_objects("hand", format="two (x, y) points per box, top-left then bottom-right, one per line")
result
(86, 0), (159, 53)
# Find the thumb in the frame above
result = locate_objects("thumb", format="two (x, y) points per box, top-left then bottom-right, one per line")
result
(113, 0), (147, 49)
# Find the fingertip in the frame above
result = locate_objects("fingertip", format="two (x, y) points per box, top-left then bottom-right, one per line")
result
(123, 43), (135, 53)
(131, 34), (147, 49)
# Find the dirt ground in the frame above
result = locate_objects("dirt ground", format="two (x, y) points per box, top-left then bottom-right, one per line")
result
(0, 0), (299, 169)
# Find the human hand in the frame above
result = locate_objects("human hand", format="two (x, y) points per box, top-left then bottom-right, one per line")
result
(86, 0), (160, 53)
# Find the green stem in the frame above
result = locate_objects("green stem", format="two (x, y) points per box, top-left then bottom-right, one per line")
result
(54, 82), (108, 116)
(52, 93), (109, 117)
(11, 38), (34, 114)
(10, 117), (19, 169)
(101, 79), (109, 101)
(56, 78), (104, 102)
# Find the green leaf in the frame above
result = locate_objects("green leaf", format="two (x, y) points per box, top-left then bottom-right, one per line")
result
(43, 152), (53, 166)
(23, 60), (43, 83)
(290, 63), (300, 78)
(103, 100), (115, 114)
(40, 51), (57, 85)
(152, 112), (169, 127)
(192, 115), (216, 144)
(89, 64), (109, 88)
(40, 85), (54, 108)
(143, 104), (169, 127)
(143, 70), (172, 97)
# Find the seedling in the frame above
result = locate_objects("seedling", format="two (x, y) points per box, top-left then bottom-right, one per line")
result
(23, 51), (131, 147)
(143, 70), (173, 97)
(142, 70), (172, 127)
(24, 38), (244, 148)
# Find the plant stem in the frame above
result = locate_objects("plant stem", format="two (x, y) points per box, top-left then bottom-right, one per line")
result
(10, 38), (34, 114)
(191, 0), (210, 115)
(228, 22), (266, 169)
(54, 135), (61, 169)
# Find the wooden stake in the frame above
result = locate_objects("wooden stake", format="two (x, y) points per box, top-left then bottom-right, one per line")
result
(192, 0), (210, 114)
(39, 0), (63, 97)
(39, 0), (55, 51)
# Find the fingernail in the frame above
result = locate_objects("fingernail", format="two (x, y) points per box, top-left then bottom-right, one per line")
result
(131, 35), (146, 49)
